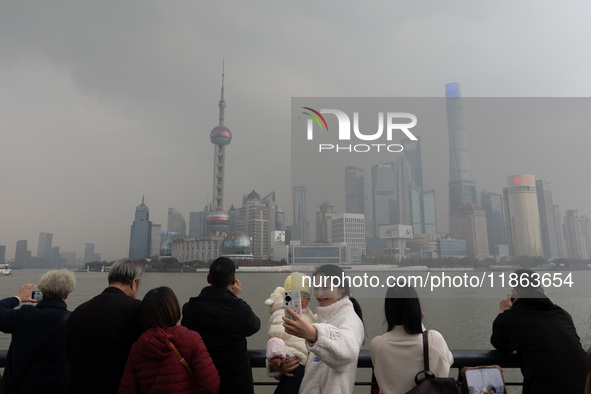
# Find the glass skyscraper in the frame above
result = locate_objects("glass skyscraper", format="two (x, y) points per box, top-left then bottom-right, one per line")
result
(129, 197), (152, 260)
(372, 163), (396, 237)
(446, 83), (477, 223)
(345, 166), (365, 215)
(481, 190), (508, 256)
(535, 180), (561, 260)
(167, 207), (186, 235)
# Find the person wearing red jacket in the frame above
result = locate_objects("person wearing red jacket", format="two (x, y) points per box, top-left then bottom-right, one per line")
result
(119, 286), (220, 394)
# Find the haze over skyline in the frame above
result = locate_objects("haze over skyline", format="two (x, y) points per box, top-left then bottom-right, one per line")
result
(2, 1), (591, 261)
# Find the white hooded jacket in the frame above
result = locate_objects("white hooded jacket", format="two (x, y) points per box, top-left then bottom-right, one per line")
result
(299, 296), (364, 394)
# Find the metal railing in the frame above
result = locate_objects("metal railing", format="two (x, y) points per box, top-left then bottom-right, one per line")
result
(1, 349), (521, 392)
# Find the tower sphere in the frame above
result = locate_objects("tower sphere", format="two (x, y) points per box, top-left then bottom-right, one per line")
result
(210, 126), (232, 145)
(205, 209), (231, 234)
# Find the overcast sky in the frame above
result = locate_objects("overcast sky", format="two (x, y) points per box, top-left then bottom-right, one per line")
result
(2, 1), (591, 261)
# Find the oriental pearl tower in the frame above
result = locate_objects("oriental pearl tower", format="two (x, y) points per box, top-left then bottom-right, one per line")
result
(205, 66), (232, 235)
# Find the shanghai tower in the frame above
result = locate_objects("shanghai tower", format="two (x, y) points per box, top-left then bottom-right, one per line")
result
(446, 82), (477, 223)
(205, 66), (232, 235)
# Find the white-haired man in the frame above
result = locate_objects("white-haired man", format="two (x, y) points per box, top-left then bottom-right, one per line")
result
(66, 259), (145, 394)
(0, 269), (76, 394)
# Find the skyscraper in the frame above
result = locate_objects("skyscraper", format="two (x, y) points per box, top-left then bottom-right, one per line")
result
(535, 180), (561, 259)
(167, 208), (186, 235)
(446, 83), (477, 222)
(237, 190), (270, 259)
(83, 243), (101, 263)
(553, 205), (566, 259)
(393, 156), (412, 226)
(372, 162), (396, 237)
(0, 245), (5, 264)
(345, 166), (365, 215)
(422, 189), (437, 234)
(481, 190), (508, 256)
(316, 202), (335, 243)
(37, 232), (53, 259)
(402, 138), (423, 189)
(189, 202), (211, 238)
(84, 243), (95, 263)
(205, 66), (232, 235)
(332, 213), (366, 256)
(129, 196), (152, 260)
(580, 215), (591, 260)
(451, 204), (489, 260)
(292, 185), (310, 245)
(503, 175), (543, 257)
(150, 223), (162, 258)
(15, 240), (29, 267)
(262, 191), (279, 235)
(563, 210), (587, 260)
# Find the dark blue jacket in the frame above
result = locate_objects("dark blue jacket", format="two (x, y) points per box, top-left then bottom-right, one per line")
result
(65, 287), (142, 394)
(491, 291), (587, 394)
(0, 296), (70, 394)
(181, 286), (261, 394)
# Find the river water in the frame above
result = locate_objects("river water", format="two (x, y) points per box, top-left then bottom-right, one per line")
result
(2, 269), (591, 393)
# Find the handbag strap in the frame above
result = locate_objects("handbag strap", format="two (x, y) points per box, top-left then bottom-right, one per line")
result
(422, 330), (430, 372)
(6, 310), (70, 394)
(169, 340), (195, 379)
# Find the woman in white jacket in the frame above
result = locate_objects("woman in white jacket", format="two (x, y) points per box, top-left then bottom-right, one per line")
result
(283, 264), (364, 394)
(370, 285), (453, 394)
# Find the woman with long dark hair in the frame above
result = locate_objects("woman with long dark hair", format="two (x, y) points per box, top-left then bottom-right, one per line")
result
(283, 264), (364, 394)
(370, 285), (453, 394)
(119, 286), (219, 394)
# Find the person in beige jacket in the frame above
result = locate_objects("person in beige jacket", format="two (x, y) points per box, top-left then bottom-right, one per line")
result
(370, 285), (453, 394)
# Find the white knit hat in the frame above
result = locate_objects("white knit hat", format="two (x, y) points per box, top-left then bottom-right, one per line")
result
(283, 272), (311, 295)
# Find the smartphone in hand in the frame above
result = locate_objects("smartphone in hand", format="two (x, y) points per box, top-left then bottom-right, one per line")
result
(284, 290), (302, 320)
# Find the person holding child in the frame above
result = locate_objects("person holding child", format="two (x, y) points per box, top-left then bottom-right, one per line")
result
(283, 264), (364, 394)
(265, 272), (315, 394)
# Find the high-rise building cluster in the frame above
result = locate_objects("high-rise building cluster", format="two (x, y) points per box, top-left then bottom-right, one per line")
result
(7, 81), (590, 267)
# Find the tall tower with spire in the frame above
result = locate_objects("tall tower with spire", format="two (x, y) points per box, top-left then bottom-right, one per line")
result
(206, 64), (232, 235)
(446, 82), (477, 224)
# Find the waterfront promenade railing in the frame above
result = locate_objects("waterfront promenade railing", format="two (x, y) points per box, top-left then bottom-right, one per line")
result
(1, 348), (522, 392)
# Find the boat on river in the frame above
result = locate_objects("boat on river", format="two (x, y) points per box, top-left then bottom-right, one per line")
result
(0, 264), (12, 276)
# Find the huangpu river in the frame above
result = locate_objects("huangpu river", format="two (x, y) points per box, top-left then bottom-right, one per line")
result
(2, 269), (591, 393)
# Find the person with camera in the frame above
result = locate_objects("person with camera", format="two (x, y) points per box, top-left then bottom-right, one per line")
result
(283, 264), (364, 394)
(0, 269), (76, 394)
(264, 272), (315, 394)
(181, 257), (260, 394)
(490, 268), (587, 394)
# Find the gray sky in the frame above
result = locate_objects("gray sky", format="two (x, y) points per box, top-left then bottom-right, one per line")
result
(2, 1), (591, 261)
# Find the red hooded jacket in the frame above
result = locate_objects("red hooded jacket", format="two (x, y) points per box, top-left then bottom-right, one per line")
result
(119, 325), (220, 394)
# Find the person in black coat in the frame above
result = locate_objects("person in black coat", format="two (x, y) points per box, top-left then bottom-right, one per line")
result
(181, 257), (261, 394)
(491, 268), (587, 394)
(65, 259), (144, 394)
(0, 269), (76, 394)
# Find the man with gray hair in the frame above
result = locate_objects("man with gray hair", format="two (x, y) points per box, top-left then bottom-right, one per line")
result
(66, 259), (145, 394)
(0, 269), (76, 394)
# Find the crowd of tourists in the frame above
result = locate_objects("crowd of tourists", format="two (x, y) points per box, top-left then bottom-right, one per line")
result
(0, 258), (589, 394)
